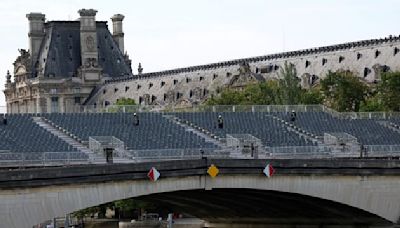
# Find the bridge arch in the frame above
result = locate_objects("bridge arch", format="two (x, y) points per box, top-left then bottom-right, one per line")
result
(1, 173), (399, 228)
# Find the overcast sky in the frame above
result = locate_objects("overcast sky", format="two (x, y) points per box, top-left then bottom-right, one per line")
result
(0, 0), (399, 106)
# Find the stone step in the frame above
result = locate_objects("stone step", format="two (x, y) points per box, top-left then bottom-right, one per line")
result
(162, 115), (226, 149)
(32, 117), (102, 161)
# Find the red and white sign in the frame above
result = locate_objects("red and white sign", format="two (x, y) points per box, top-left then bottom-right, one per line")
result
(263, 164), (275, 178)
(147, 167), (160, 181)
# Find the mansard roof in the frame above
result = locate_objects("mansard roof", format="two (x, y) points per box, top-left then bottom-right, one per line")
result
(32, 21), (132, 78)
(105, 34), (400, 84)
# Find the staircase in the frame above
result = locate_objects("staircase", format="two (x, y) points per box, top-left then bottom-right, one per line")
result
(378, 120), (400, 134)
(162, 115), (227, 149)
(267, 114), (323, 145)
(32, 117), (102, 162)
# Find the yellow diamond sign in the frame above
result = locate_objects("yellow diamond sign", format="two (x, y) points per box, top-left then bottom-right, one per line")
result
(207, 164), (219, 178)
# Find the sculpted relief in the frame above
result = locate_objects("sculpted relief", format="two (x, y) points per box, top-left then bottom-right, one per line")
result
(86, 35), (95, 51)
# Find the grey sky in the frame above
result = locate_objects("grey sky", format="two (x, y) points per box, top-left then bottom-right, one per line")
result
(1, 0), (399, 106)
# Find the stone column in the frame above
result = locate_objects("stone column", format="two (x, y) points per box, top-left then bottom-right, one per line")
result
(78, 9), (102, 82)
(26, 13), (45, 63)
(79, 9), (99, 66)
(111, 14), (125, 53)
(59, 96), (65, 113)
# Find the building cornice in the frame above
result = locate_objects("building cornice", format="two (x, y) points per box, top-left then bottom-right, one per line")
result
(105, 35), (400, 84)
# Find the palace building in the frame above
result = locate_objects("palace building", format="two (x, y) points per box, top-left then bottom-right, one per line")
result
(4, 9), (400, 113)
(4, 9), (132, 113)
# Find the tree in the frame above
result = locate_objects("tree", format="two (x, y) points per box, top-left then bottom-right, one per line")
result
(206, 88), (246, 105)
(377, 71), (400, 111)
(300, 87), (323, 105)
(359, 95), (386, 112)
(278, 62), (302, 105)
(243, 80), (282, 105)
(320, 71), (368, 112)
(206, 80), (282, 105)
(115, 98), (136, 105)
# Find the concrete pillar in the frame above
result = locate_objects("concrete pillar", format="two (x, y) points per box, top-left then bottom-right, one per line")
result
(111, 14), (125, 53)
(26, 13), (45, 63)
(59, 96), (65, 113)
(47, 97), (51, 113)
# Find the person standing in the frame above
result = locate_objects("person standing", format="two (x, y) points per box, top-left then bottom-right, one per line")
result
(133, 113), (139, 126)
(217, 115), (224, 129)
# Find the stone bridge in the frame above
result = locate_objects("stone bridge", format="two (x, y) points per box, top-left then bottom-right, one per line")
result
(0, 159), (400, 228)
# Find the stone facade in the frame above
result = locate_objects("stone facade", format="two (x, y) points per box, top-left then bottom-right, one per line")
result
(88, 35), (400, 108)
(3, 9), (132, 113)
(5, 9), (400, 112)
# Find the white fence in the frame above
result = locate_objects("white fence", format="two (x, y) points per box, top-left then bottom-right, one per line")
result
(0, 152), (89, 167)
(0, 144), (400, 167)
(2, 104), (400, 120)
(127, 148), (229, 162)
(89, 136), (127, 158)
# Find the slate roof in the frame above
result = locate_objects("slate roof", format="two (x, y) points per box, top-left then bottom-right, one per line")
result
(32, 21), (132, 78)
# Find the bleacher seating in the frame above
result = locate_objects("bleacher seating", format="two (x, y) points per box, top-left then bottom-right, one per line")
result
(273, 112), (400, 145)
(173, 112), (315, 147)
(1, 110), (400, 164)
(45, 113), (217, 150)
(0, 114), (78, 153)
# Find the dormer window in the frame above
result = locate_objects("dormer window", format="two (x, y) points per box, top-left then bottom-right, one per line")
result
(375, 50), (380, 58)
(322, 58), (327, 66)
(394, 47), (399, 56)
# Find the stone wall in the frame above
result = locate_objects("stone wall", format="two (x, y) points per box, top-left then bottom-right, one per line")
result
(88, 36), (400, 107)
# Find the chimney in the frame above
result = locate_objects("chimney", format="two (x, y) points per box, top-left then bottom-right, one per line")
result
(26, 13), (45, 63)
(111, 14), (125, 53)
(78, 9), (99, 66)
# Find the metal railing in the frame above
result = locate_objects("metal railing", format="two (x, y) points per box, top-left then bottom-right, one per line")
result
(1, 144), (400, 168)
(89, 136), (127, 158)
(0, 152), (89, 167)
(127, 148), (229, 162)
(2, 104), (400, 120)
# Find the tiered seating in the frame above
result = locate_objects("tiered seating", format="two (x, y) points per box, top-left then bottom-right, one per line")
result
(173, 112), (315, 147)
(273, 112), (400, 145)
(0, 114), (78, 153)
(45, 113), (217, 150)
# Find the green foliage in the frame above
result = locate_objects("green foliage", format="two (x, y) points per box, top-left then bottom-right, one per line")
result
(206, 88), (246, 105)
(359, 95), (386, 112)
(206, 80), (283, 106)
(300, 87), (323, 105)
(205, 66), (400, 113)
(115, 98), (136, 106)
(278, 62), (302, 105)
(72, 205), (103, 219)
(114, 199), (155, 211)
(377, 71), (400, 111)
(72, 199), (156, 220)
(320, 71), (368, 112)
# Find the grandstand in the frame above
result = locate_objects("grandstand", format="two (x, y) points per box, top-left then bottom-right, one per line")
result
(1, 105), (400, 166)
